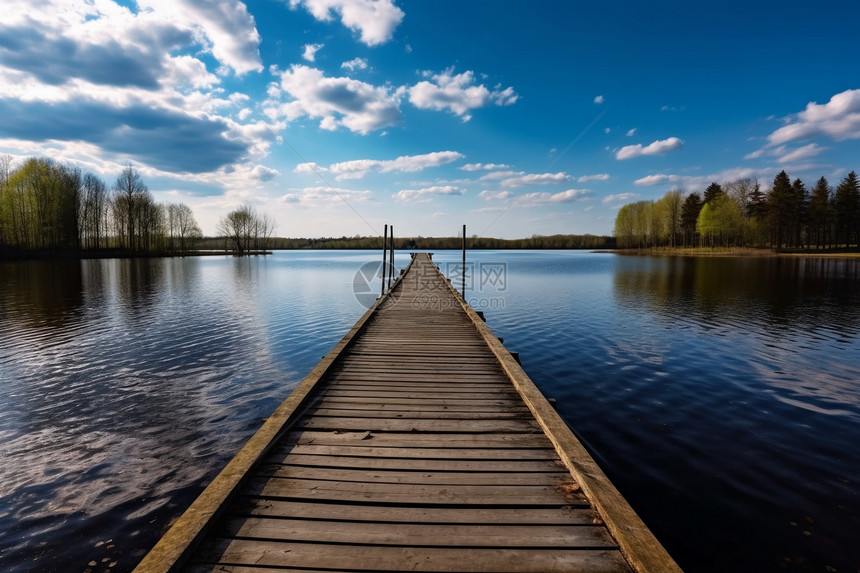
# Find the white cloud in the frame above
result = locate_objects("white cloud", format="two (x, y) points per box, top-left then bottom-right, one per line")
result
(137, 0), (263, 75)
(626, 128), (637, 137)
(266, 64), (403, 134)
(634, 167), (769, 190)
(302, 43), (324, 62)
(616, 137), (684, 160)
(594, 95), (604, 104)
(461, 162), (510, 171)
(496, 172), (572, 188)
(294, 162), (328, 174)
(519, 188), (591, 204)
(578, 173), (610, 182)
(603, 193), (638, 203)
(479, 190), (514, 201)
(280, 185), (373, 206)
(327, 151), (464, 180)
(393, 185), (465, 201)
(768, 89), (860, 145)
(408, 68), (517, 121)
(249, 164), (279, 182)
(341, 57), (368, 71)
(0, 0), (273, 177)
(633, 174), (685, 186)
(778, 143), (827, 163)
(289, 0), (404, 46)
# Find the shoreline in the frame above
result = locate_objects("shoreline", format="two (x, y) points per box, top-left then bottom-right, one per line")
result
(613, 247), (860, 259)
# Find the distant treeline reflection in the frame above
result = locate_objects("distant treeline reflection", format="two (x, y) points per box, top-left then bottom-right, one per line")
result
(613, 256), (860, 335)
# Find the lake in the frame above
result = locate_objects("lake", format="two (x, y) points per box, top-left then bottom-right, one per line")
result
(1, 250), (858, 572)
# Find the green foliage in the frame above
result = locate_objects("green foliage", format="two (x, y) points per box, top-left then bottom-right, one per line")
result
(696, 194), (742, 247)
(614, 168), (860, 252)
(1, 157), (204, 257)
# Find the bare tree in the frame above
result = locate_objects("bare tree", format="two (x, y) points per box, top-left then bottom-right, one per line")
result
(166, 202), (202, 252)
(217, 204), (277, 253)
(726, 177), (757, 217)
(112, 165), (150, 251)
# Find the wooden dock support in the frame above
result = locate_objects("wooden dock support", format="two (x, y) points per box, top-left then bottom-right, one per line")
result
(133, 253), (681, 573)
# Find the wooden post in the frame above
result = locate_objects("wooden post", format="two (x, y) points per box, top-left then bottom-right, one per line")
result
(462, 224), (466, 297)
(389, 225), (394, 289)
(381, 224), (388, 296)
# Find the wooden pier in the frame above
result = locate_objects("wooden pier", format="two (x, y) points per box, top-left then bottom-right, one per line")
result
(134, 253), (681, 573)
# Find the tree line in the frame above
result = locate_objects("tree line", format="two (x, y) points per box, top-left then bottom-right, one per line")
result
(613, 170), (860, 251)
(195, 233), (614, 250)
(0, 156), (277, 258)
(0, 156), (203, 255)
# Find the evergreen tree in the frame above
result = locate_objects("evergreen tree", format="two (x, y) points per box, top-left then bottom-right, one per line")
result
(791, 178), (809, 248)
(834, 171), (860, 247)
(680, 192), (703, 247)
(748, 180), (766, 220)
(808, 177), (831, 249)
(767, 171), (793, 251)
(703, 181), (724, 204)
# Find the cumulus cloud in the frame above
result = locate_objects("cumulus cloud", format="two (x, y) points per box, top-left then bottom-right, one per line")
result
(294, 161), (328, 174)
(578, 173), (610, 182)
(302, 43), (324, 62)
(483, 171), (572, 188)
(408, 68), (518, 121)
(479, 190), (514, 201)
(461, 162), (510, 171)
(326, 151), (463, 180)
(633, 174), (685, 186)
(616, 137), (684, 160)
(341, 57), (368, 71)
(393, 185), (465, 201)
(137, 0), (263, 75)
(267, 64), (403, 134)
(519, 188), (591, 204)
(603, 193), (638, 203)
(280, 185), (373, 206)
(250, 164), (279, 182)
(777, 143), (827, 163)
(594, 95), (604, 104)
(634, 167), (768, 190)
(289, 0), (404, 46)
(0, 0), (268, 176)
(768, 89), (860, 145)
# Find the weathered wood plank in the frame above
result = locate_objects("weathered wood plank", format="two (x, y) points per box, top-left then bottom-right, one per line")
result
(261, 454), (569, 473)
(216, 517), (617, 548)
(236, 498), (596, 524)
(256, 465), (572, 486)
(268, 443), (560, 460)
(243, 477), (588, 505)
(296, 417), (542, 433)
(283, 430), (554, 449)
(188, 540), (631, 572)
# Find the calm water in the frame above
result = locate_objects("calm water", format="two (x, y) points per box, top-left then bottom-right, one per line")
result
(1, 250), (858, 572)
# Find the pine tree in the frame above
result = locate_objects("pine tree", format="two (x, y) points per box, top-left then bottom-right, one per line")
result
(791, 178), (809, 248)
(808, 177), (831, 249)
(680, 192), (703, 247)
(767, 171), (793, 251)
(703, 181), (724, 204)
(834, 171), (860, 247)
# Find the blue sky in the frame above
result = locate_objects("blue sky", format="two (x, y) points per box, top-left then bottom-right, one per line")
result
(1, 0), (859, 238)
